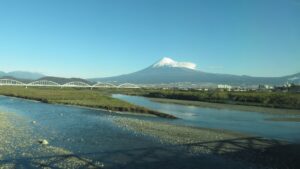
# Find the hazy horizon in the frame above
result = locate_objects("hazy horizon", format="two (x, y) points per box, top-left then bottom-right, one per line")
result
(1, 56), (300, 79)
(0, 0), (299, 78)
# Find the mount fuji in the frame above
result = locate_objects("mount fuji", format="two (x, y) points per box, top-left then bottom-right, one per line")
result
(91, 57), (299, 86)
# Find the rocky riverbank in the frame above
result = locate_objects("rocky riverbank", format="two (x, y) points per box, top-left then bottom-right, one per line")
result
(0, 111), (104, 169)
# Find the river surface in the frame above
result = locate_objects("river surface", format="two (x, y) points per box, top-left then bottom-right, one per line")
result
(113, 94), (300, 143)
(0, 95), (258, 169)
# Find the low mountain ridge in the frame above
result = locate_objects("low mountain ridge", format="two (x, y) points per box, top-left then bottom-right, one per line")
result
(38, 76), (94, 85)
(0, 71), (45, 80)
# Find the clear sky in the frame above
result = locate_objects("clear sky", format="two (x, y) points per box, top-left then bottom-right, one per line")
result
(0, 0), (299, 78)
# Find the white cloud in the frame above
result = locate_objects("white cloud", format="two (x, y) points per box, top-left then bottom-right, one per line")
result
(153, 57), (197, 70)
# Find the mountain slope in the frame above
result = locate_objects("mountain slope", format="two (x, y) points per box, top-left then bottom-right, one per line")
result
(0, 71), (45, 80)
(38, 76), (95, 85)
(0, 71), (5, 77)
(91, 58), (300, 86)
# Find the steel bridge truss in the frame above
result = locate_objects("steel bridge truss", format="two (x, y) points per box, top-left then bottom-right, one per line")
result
(0, 79), (140, 88)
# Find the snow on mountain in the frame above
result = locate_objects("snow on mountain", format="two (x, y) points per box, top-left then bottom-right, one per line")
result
(152, 57), (197, 70)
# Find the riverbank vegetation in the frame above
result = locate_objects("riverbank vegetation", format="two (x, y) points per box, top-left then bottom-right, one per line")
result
(0, 87), (176, 118)
(104, 88), (300, 110)
(144, 90), (300, 109)
(1, 86), (299, 115)
(149, 98), (300, 114)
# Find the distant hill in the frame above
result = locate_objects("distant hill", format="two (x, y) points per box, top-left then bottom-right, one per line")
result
(0, 76), (33, 83)
(90, 57), (300, 86)
(0, 71), (45, 80)
(0, 71), (5, 77)
(38, 76), (95, 85)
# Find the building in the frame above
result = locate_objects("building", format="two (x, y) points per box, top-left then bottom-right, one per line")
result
(217, 84), (232, 91)
(258, 84), (274, 91)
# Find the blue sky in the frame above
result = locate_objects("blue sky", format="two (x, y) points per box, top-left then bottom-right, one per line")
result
(0, 0), (299, 78)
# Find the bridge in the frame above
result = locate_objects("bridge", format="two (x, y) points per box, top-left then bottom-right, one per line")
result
(0, 79), (140, 89)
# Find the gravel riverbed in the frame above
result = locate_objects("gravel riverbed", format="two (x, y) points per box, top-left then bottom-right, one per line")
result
(1, 110), (300, 169)
(0, 112), (104, 169)
(113, 117), (300, 169)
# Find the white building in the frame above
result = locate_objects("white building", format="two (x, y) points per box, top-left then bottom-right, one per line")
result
(217, 84), (232, 91)
(258, 84), (274, 90)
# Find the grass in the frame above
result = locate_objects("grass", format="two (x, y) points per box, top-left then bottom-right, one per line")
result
(103, 88), (300, 110)
(0, 86), (176, 118)
(150, 98), (300, 114)
(144, 90), (300, 109)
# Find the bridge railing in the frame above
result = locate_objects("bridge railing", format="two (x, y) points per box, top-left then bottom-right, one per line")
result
(92, 82), (117, 88)
(27, 80), (60, 87)
(62, 81), (91, 88)
(0, 79), (25, 86)
(118, 83), (140, 88)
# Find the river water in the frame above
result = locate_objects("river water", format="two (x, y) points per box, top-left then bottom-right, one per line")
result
(0, 95), (260, 169)
(113, 94), (300, 143)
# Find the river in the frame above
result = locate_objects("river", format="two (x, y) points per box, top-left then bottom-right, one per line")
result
(113, 94), (300, 143)
(0, 95), (262, 169)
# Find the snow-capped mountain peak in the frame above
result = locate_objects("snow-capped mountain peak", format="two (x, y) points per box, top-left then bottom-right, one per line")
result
(152, 57), (197, 70)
